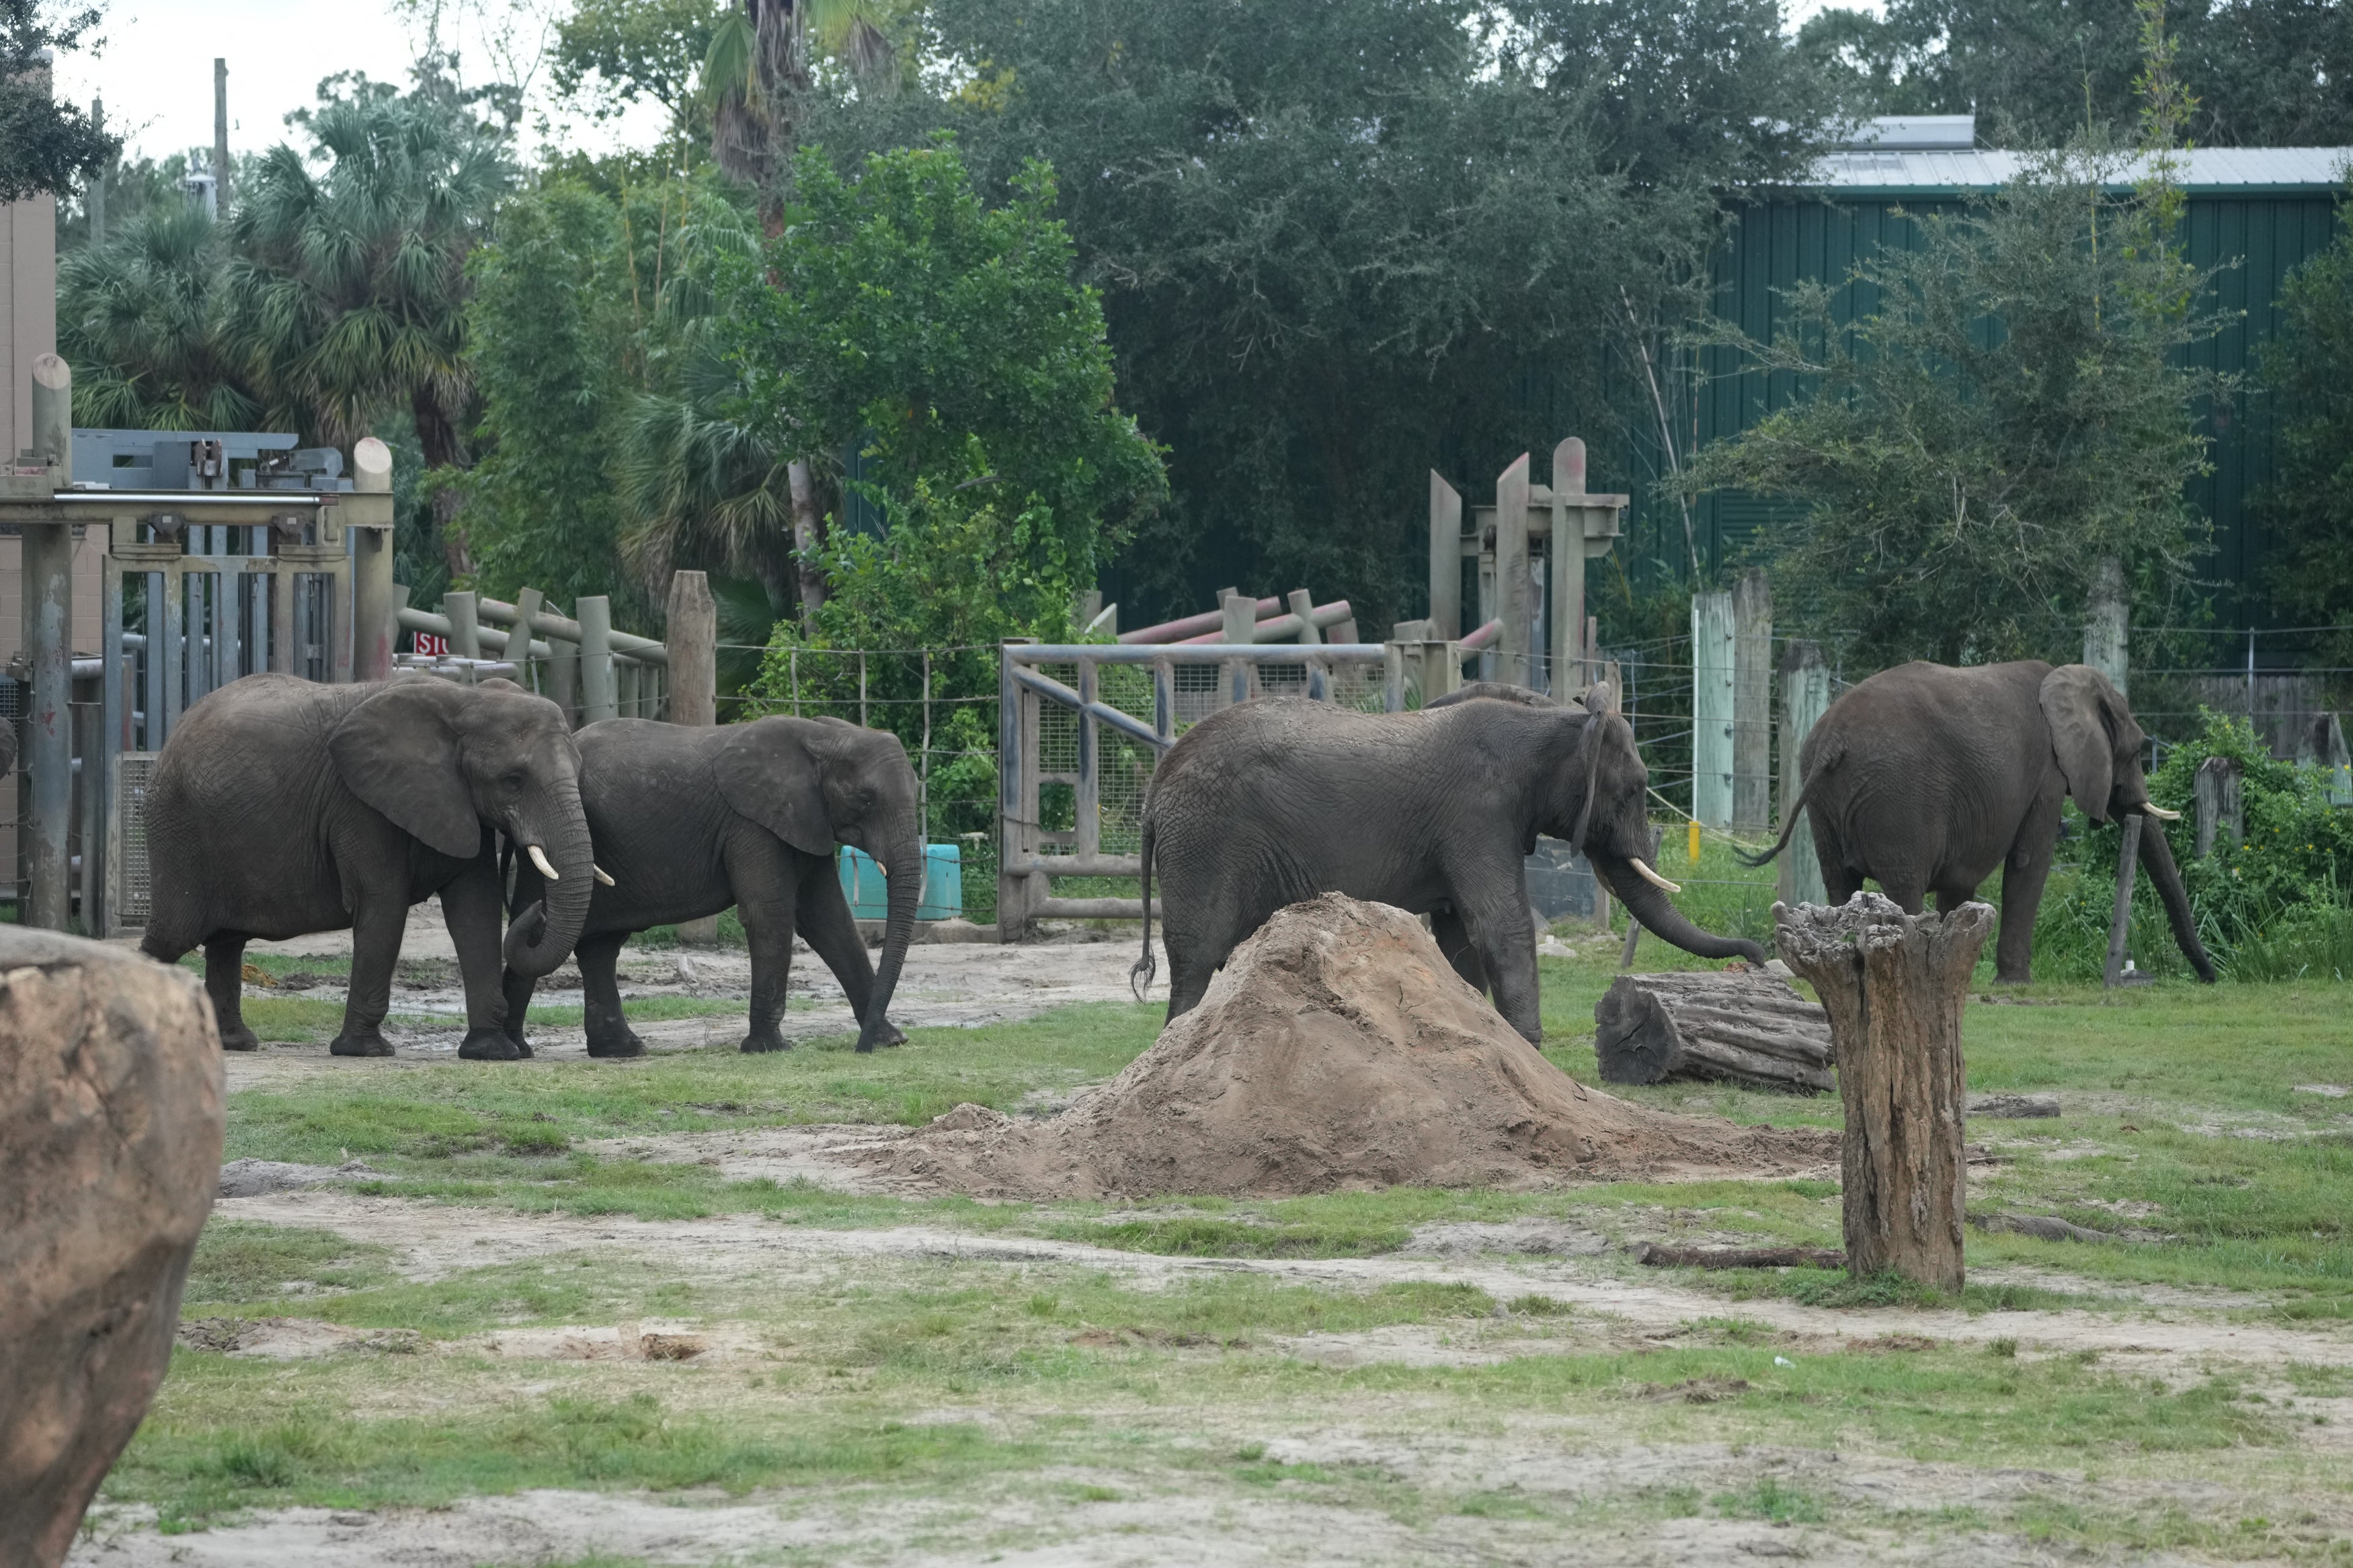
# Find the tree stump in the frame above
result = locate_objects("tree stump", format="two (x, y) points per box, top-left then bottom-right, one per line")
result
(1593, 972), (1834, 1093)
(1774, 893), (1993, 1291)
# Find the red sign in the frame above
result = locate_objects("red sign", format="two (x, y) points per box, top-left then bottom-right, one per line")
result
(413, 631), (450, 656)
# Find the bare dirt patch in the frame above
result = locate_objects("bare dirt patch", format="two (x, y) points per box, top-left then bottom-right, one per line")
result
(854, 898), (1837, 1200)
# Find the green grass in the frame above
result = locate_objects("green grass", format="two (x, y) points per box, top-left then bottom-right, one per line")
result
(183, 1223), (401, 1305)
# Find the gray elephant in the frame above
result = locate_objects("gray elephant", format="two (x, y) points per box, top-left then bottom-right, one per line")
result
(1744, 661), (2215, 984)
(499, 715), (922, 1057)
(1131, 690), (1764, 1044)
(140, 673), (596, 1059)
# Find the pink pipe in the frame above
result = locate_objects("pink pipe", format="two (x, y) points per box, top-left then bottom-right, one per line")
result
(1460, 618), (1501, 650)
(1117, 595), (1282, 645)
(1174, 600), (1353, 645)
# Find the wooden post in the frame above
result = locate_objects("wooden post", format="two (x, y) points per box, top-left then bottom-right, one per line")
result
(668, 570), (720, 946)
(1549, 437), (1586, 696)
(1221, 591), (1253, 706)
(1494, 454), (1532, 688)
(1429, 472), (1462, 642)
(997, 638), (1040, 942)
(1778, 640), (1829, 908)
(351, 438), (396, 682)
(2084, 554), (2129, 698)
(1691, 589), (1734, 828)
(1287, 589), (1322, 645)
(577, 596), (617, 723)
(512, 587), (545, 693)
(1732, 568), (1772, 831)
(2104, 815), (2145, 988)
(545, 599), (580, 725)
(1776, 893), (1993, 1291)
(2194, 756), (2241, 859)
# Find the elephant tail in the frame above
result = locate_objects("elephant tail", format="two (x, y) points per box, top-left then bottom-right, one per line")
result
(1129, 819), (1159, 1003)
(1735, 736), (1841, 869)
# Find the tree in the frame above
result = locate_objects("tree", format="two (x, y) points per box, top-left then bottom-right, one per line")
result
(58, 205), (270, 432)
(1680, 143), (2221, 667)
(799, 0), (1833, 631)
(0, 0), (116, 202)
(723, 142), (1166, 637)
(553, 0), (725, 134)
(226, 81), (510, 579)
(2251, 224), (2353, 673)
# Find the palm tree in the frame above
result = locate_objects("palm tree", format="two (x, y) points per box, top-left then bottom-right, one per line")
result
(226, 88), (508, 578)
(57, 204), (271, 431)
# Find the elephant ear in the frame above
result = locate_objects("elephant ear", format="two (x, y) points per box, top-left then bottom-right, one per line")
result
(327, 679), (483, 858)
(2040, 664), (2118, 823)
(711, 719), (838, 856)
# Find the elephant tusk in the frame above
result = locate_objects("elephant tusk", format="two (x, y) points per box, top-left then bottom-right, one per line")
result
(2143, 804), (2181, 821)
(1630, 858), (1682, 894)
(593, 865), (616, 886)
(528, 845), (561, 881)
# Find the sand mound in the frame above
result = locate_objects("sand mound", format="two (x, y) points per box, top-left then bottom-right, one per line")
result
(857, 895), (1835, 1199)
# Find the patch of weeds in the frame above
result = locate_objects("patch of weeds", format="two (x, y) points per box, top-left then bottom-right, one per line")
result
(184, 1223), (399, 1305)
(1067, 1483), (1121, 1503)
(1049, 1216), (1409, 1260)
(1712, 1475), (1827, 1524)
(498, 1120), (573, 1155)
(1700, 1268), (2084, 1313)
(2284, 1362), (2352, 1396)
(1455, 1489), (1552, 1520)
(1987, 1337), (2020, 1358)
(1507, 1294), (1572, 1317)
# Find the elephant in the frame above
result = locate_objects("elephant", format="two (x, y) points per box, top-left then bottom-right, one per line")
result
(1743, 661), (2215, 985)
(498, 715), (923, 1058)
(139, 673), (597, 1060)
(1130, 688), (1766, 1044)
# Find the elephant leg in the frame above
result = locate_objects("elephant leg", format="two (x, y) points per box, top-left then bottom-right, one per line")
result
(204, 934), (260, 1053)
(1463, 891), (1542, 1044)
(501, 966), (539, 1055)
(445, 862), (524, 1063)
(1431, 905), (1489, 995)
(1162, 921), (1218, 1024)
(800, 867), (904, 1048)
(578, 932), (644, 1059)
(1994, 842), (2057, 986)
(331, 897), (407, 1059)
(1874, 876), (1929, 915)
(1822, 860), (1864, 907)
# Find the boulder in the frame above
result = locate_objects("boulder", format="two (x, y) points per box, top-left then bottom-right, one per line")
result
(0, 930), (223, 1568)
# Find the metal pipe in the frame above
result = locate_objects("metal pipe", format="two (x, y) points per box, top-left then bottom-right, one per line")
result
(1460, 619), (1501, 651)
(1172, 600), (1355, 645)
(1006, 643), (1388, 666)
(397, 605), (552, 659)
(1005, 663), (1169, 751)
(473, 593), (668, 667)
(1117, 595), (1282, 645)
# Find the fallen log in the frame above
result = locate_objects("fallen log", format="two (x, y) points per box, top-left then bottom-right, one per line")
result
(1633, 1243), (1846, 1270)
(1593, 972), (1835, 1094)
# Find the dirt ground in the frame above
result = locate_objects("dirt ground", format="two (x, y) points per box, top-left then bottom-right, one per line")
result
(70, 907), (2353, 1567)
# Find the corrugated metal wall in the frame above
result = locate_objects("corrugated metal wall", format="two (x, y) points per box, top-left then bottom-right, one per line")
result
(1685, 188), (2345, 603)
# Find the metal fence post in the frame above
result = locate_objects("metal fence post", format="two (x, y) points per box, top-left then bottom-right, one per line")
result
(998, 638), (1039, 941)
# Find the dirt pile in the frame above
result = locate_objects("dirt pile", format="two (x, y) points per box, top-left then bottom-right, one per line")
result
(856, 895), (1835, 1199)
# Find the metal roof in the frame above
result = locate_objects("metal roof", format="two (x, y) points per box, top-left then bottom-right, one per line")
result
(1805, 145), (2352, 194)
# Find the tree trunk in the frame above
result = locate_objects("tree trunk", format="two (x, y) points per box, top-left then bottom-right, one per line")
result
(411, 386), (473, 581)
(1775, 892), (1993, 1292)
(1593, 971), (1833, 1093)
(787, 458), (826, 630)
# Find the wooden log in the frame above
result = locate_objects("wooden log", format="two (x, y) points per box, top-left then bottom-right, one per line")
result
(1593, 971), (1834, 1094)
(1634, 1243), (1845, 1270)
(1776, 892), (1993, 1292)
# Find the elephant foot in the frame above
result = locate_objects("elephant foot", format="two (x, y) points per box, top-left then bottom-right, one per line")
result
(458, 1027), (524, 1062)
(329, 1030), (395, 1059)
(739, 1032), (793, 1055)
(854, 1020), (905, 1054)
(218, 1023), (262, 1053)
(587, 1032), (646, 1060)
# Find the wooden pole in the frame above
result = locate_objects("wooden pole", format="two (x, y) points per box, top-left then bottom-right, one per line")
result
(1221, 591), (1254, 706)
(1731, 569), (1772, 831)
(1778, 639), (1829, 908)
(668, 569), (720, 946)
(1429, 472), (1462, 642)
(577, 596), (617, 723)
(1549, 438), (1585, 696)
(1776, 893), (1993, 1291)
(1691, 589), (1734, 828)
(2104, 815), (2145, 988)
(445, 590), (482, 660)
(1494, 453), (1532, 688)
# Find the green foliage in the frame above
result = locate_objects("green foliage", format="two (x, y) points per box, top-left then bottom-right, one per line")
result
(2033, 712), (2353, 981)
(1683, 147), (2219, 665)
(553, 0), (725, 130)
(2251, 219), (2353, 673)
(58, 206), (268, 432)
(0, 0), (117, 202)
(800, 0), (1835, 630)
(457, 181), (633, 611)
(1802, 0), (2353, 148)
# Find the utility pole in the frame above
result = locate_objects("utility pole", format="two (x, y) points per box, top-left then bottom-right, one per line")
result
(212, 59), (230, 217)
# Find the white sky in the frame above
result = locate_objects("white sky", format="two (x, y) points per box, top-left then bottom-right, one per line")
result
(48, 0), (669, 169)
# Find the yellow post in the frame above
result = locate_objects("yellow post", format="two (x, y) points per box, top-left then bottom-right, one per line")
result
(1686, 817), (1702, 868)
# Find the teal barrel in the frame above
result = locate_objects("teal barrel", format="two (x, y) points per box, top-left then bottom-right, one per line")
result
(839, 843), (963, 920)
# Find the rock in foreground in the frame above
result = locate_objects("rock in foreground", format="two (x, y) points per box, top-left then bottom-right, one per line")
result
(860, 895), (1833, 1199)
(1, 930), (223, 1568)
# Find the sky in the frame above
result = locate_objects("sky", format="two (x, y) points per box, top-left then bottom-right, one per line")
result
(48, 0), (669, 169)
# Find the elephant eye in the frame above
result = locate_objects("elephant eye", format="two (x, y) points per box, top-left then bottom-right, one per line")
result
(502, 770), (526, 792)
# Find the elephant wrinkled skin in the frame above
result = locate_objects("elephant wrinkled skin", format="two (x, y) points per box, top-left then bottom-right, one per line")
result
(1133, 692), (1765, 1044)
(502, 716), (923, 1058)
(1745, 660), (2216, 985)
(140, 673), (596, 1060)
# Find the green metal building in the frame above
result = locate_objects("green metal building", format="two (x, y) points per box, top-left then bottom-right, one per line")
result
(1687, 117), (2347, 606)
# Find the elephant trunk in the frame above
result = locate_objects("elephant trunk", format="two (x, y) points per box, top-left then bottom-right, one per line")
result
(2133, 813), (2219, 984)
(1590, 850), (1770, 966)
(857, 832), (922, 1053)
(503, 789), (594, 981)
